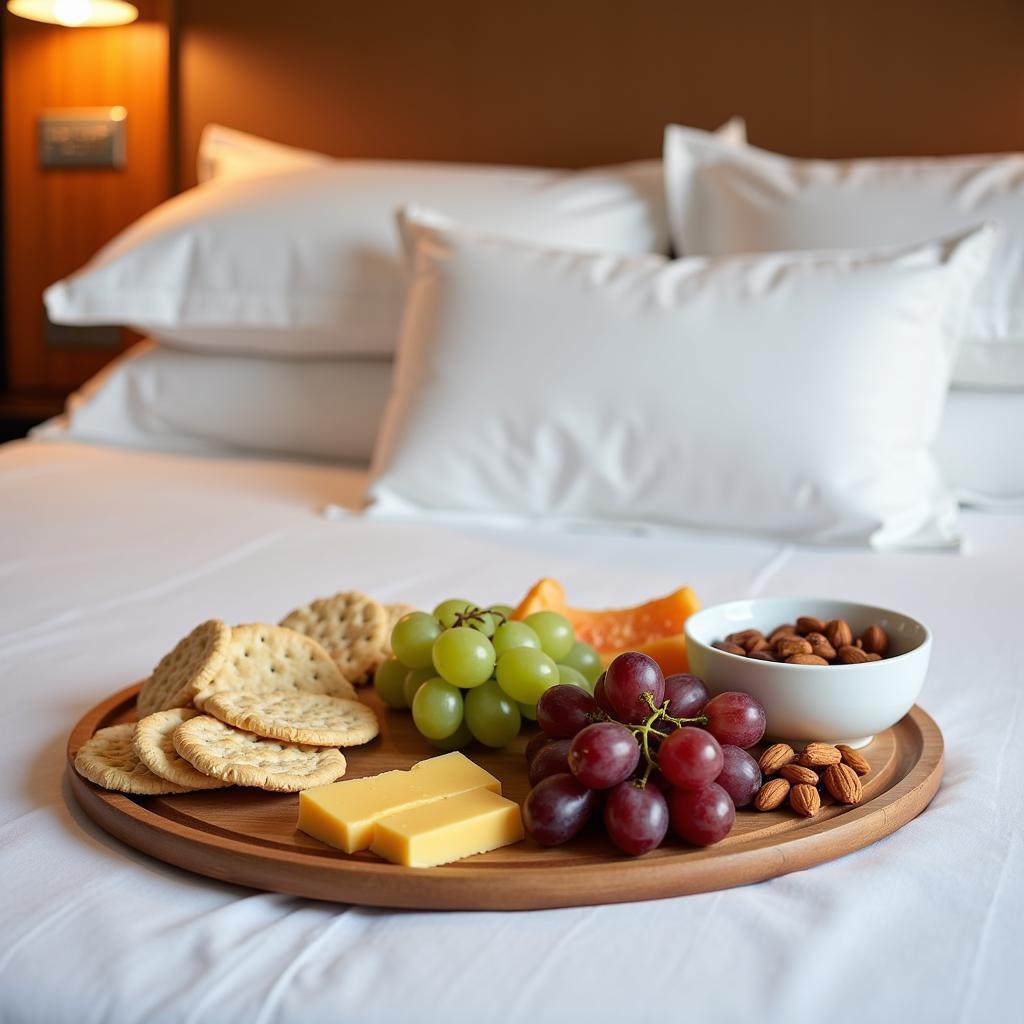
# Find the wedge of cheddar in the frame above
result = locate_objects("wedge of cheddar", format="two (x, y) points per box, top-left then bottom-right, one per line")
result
(297, 751), (500, 853)
(371, 788), (524, 867)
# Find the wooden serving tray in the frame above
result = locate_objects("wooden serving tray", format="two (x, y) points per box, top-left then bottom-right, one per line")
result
(67, 683), (943, 911)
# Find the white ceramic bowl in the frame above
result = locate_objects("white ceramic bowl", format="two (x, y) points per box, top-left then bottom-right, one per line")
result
(684, 597), (931, 748)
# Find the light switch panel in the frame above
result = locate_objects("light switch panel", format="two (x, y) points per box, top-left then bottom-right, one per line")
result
(38, 107), (127, 168)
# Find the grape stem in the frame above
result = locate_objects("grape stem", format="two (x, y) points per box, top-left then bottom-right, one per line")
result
(452, 605), (508, 629)
(629, 691), (708, 788)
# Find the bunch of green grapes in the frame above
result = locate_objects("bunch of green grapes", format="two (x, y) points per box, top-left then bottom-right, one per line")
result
(373, 599), (604, 749)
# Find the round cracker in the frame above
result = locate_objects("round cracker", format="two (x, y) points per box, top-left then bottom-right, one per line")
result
(74, 723), (192, 795)
(137, 619), (230, 718)
(203, 690), (379, 747)
(193, 623), (357, 709)
(280, 592), (388, 685)
(133, 708), (231, 790)
(172, 715), (346, 792)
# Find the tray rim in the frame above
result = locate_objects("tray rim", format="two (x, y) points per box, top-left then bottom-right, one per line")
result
(66, 682), (944, 911)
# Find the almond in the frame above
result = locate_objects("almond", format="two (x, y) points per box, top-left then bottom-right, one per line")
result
(779, 763), (820, 786)
(786, 653), (829, 665)
(836, 744), (871, 776)
(768, 624), (796, 643)
(726, 629), (766, 652)
(825, 619), (853, 650)
(837, 644), (870, 664)
(823, 762), (863, 805)
(797, 742), (841, 767)
(748, 650), (777, 662)
(805, 632), (837, 660)
(754, 778), (790, 811)
(865, 652), (881, 662)
(796, 616), (826, 636)
(775, 636), (813, 659)
(790, 784), (820, 817)
(860, 624), (890, 657)
(758, 743), (795, 775)
(712, 641), (746, 656)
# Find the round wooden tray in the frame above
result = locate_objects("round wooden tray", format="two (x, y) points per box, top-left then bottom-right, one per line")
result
(67, 683), (943, 911)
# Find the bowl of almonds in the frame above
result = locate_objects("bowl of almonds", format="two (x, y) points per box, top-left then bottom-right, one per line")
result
(684, 597), (931, 747)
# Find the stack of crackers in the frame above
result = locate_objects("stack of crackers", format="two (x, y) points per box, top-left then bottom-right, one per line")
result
(74, 591), (411, 797)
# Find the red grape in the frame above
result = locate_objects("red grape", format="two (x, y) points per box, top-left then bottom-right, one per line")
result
(604, 652), (665, 724)
(537, 684), (596, 739)
(716, 744), (762, 807)
(669, 782), (736, 846)
(604, 781), (669, 856)
(703, 691), (766, 748)
(524, 731), (551, 764)
(568, 722), (641, 788)
(528, 738), (572, 786)
(658, 726), (723, 789)
(593, 672), (615, 716)
(663, 673), (710, 718)
(522, 773), (597, 845)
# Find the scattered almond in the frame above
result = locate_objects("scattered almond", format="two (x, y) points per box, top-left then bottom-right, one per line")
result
(790, 784), (820, 817)
(836, 745), (871, 776)
(758, 743), (795, 775)
(780, 763), (820, 786)
(797, 742), (842, 768)
(836, 645), (869, 664)
(860, 624), (890, 657)
(754, 778), (791, 811)
(823, 762), (863, 805)
(825, 619), (854, 650)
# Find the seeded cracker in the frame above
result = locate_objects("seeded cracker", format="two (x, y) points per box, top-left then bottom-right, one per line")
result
(74, 723), (193, 795)
(133, 708), (231, 790)
(203, 690), (379, 747)
(172, 715), (346, 792)
(280, 592), (388, 684)
(137, 619), (231, 718)
(192, 623), (357, 709)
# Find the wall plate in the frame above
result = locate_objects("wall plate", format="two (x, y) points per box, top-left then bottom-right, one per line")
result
(38, 107), (128, 169)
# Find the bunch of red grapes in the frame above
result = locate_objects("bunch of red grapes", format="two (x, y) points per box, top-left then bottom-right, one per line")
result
(522, 652), (767, 855)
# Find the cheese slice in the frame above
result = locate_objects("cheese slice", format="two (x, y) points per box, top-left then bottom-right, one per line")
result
(370, 788), (524, 867)
(297, 751), (500, 853)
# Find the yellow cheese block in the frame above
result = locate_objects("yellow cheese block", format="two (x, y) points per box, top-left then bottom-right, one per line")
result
(370, 788), (524, 868)
(297, 751), (500, 854)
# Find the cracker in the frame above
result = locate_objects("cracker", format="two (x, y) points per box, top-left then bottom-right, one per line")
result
(203, 690), (379, 747)
(193, 623), (357, 709)
(172, 715), (346, 792)
(280, 592), (388, 685)
(137, 619), (230, 718)
(133, 708), (231, 790)
(74, 723), (192, 795)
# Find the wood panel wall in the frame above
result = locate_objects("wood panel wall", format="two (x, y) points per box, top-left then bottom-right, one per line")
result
(2, 1), (171, 394)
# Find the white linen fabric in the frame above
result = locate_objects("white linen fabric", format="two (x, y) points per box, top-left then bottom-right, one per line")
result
(33, 340), (391, 463)
(664, 124), (1024, 389)
(196, 124), (331, 183)
(369, 212), (994, 548)
(934, 388), (1024, 510)
(0, 439), (1019, 1024)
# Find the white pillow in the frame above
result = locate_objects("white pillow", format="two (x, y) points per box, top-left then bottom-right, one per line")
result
(33, 341), (391, 462)
(368, 211), (995, 548)
(195, 124), (330, 183)
(934, 389), (1024, 510)
(664, 125), (1024, 389)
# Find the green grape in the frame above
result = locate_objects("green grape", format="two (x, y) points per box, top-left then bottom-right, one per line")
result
(432, 627), (496, 688)
(492, 621), (541, 658)
(490, 603), (515, 622)
(495, 647), (558, 704)
(465, 610), (498, 638)
(433, 598), (474, 629)
(518, 700), (538, 721)
(391, 611), (443, 669)
(524, 611), (575, 661)
(561, 640), (603, 684)
(427, 719), (473, 751)
(373, 656), (410, 708)
(556, 663), (591, 692)
(465, 680), (522, 748)
(412, 678), (464, 740)
(403, 666), (435, 706)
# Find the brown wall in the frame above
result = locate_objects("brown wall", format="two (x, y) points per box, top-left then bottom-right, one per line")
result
(2, 1), (171, 394)
(179, 0), (1024, 188)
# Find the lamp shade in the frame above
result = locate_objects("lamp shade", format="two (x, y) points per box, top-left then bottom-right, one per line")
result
(6, 0), (139, 26)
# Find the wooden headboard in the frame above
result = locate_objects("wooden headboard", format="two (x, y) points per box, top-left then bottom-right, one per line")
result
(178, 0), (1024, 188)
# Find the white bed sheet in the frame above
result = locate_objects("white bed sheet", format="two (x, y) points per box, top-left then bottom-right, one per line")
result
(1, 439), (1021, 1024)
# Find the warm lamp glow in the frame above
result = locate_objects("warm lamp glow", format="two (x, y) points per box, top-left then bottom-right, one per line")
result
(6, 0), (139, 26)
